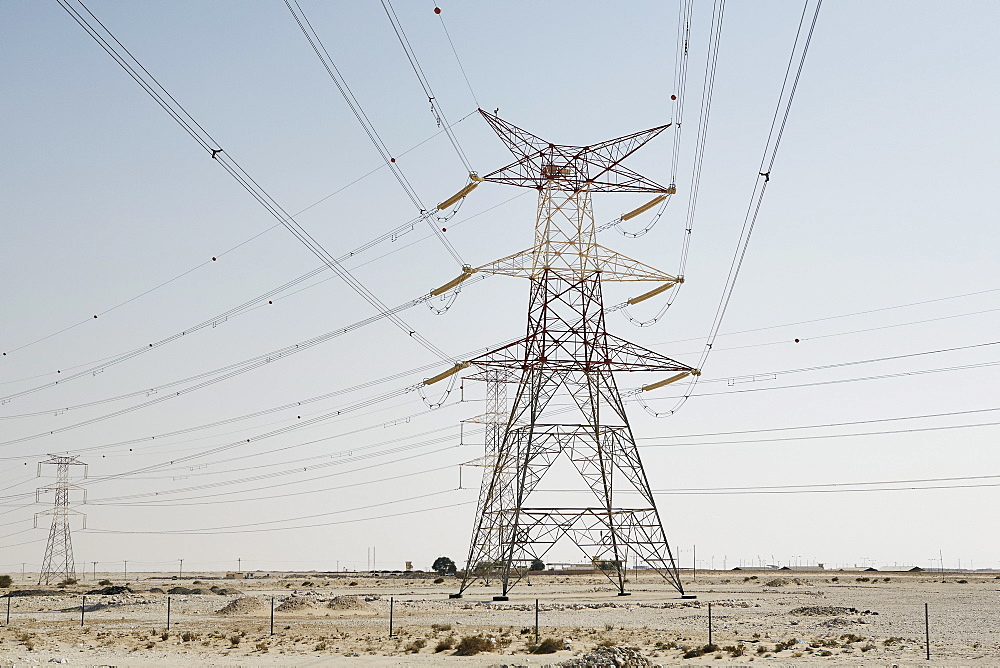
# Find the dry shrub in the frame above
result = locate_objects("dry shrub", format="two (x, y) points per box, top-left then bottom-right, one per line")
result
(723, 643), (746, 656)
(431, 623), (452, 632)
(433, 577), (445, 584)
(454, 634), (494, 655)
(229, 634), (241, 646)
(181, 631), (199, 642)
(435, 635), (455, 652)
(315, 641), (328, 651)
(405, 638), (427, 653)
(528, 637), (561, 654)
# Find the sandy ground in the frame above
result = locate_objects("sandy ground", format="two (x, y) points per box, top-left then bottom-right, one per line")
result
(1, 569), (999, 666)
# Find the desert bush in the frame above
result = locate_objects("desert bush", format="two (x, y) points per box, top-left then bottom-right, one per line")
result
(348, 581), (358, 586)
(405, 638), (427, 653)
(255, 641), (269, 652)
(840, 633), (865, 644)
(818, 649), (833, 656)
(454, 634), (494, 655)
(529, 637), (561, 654)
(315, 641), (328, 651)
(723, 643), (746, 656)
(435, 634), (455, 652)
(756, 644), (768, 655)
(302, 581), (313, 586)
(775, 638), (799, 652)
(655, 640), (679, 650)
(433, 577), (445, 584)
(145, 641), (156, 649)
(181, 631), (199, 642)
(597, 639), (617, 647)
(883, 636), (905, 646)
(98, 579), (112, 585)
(160, 632), (169, 641)
(229, 634), (241, 646)
(60, 577), (78, 586)
(0, 574), (11, 588)
(860, 643), (876, 652)
(957, 579), (968, 584)
(831, 576), (839, 582)
(431, 623), (452, 632)
(856, 576), (870, 582)
(192, 580), (202, 585)
(683, 644), (718, 659)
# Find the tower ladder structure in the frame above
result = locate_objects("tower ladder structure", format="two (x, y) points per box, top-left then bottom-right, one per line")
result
(432, 111), (699, 599)
(36, 454), (87, 585)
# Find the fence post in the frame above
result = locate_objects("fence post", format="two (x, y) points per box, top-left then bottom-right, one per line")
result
(389, 597), (394, 637)
(925, 602), (930, 660)
(167, 596), (171, 630)
(5, 594), (10, 625)
(270, 596), (274, 635)
(81, 595), (86, 627)
(535, 598), (539, 645)
(708, 602), (712, 646)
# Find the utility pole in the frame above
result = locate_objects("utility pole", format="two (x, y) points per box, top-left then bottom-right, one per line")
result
(35, 455), (87, 585)
(92, 562), (97, 580)
(436, 111), (691, 599)
(238, 557), (241, 573)
(178, 559), (183, 579)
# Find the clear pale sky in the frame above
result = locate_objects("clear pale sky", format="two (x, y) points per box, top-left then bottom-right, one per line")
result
(2, 1), (999, 577)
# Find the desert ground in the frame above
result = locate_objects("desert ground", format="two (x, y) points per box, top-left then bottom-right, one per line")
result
(1, 568), (998, 666)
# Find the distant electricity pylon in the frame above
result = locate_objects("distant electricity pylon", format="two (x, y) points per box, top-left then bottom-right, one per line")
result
(36, 454), (87, 585)
(430, 111), (698, 599)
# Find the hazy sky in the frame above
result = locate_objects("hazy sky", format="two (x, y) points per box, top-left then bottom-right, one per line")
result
(2, 1), (999, 578)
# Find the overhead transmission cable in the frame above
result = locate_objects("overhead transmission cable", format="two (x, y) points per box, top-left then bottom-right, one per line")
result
(55, 0), (451, 364)
(283, 0), (465, 266)
(640, 0), (824, 416)
(610, 0), (694, 240)
(614, 0), (723, 328)
(0, 110), (477, 364)
(380, 0), (474, 174)
(431, 3), (480, 108)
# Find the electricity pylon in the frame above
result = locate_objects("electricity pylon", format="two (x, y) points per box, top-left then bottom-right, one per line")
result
(431, 111), (698, 599)
(36, 454), (87, 585)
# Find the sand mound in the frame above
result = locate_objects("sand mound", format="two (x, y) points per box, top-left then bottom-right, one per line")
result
(216, 596), (266, 616)
(328, 595), (372, 611)
(276, 596), (316, 612)
(763, 577), (804, 587)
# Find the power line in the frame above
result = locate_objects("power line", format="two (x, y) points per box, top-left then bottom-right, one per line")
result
(56, 0), (452, 363)
(641, 0), (824, 417)
(83, 489), (465, 535)
(283, 0), (466, 268)
(432, 3), (479, 109)
(380, 0), (474, 174)
(1, 110), (478, 365)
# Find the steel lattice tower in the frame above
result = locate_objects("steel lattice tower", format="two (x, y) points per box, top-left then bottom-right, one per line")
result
(36, 455), (87, 585)
(434, 111), (699, 599)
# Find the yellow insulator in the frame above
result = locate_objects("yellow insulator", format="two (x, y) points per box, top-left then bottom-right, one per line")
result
(627, 278), (683, 305)
(621, 195), (667, 221)
(438, 180), (481, 210)
(469, 173), (484, 182)
(430, 266), (476, 296)
(666, 183), (677, 195)
(423, 361), (470, 386)
(641, 371), (693, 392)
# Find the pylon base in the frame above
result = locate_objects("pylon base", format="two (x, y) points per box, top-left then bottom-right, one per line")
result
(492, 595), (509, 601)
(448, 593), (463, 599)
(617, 592), (632, 596)
(681, 594), (698, 599)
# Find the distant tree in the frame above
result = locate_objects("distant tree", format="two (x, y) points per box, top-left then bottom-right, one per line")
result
(0, 574), (11, 588)
(529, 558), (545, 571)
(432, 556), (457, 575)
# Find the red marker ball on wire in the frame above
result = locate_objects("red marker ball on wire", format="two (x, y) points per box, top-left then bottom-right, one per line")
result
(434, 7), (441, 14)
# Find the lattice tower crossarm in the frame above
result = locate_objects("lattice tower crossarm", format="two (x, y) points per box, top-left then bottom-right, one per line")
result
(446, 112), (696, 599)
(36, 455), (87, 585)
